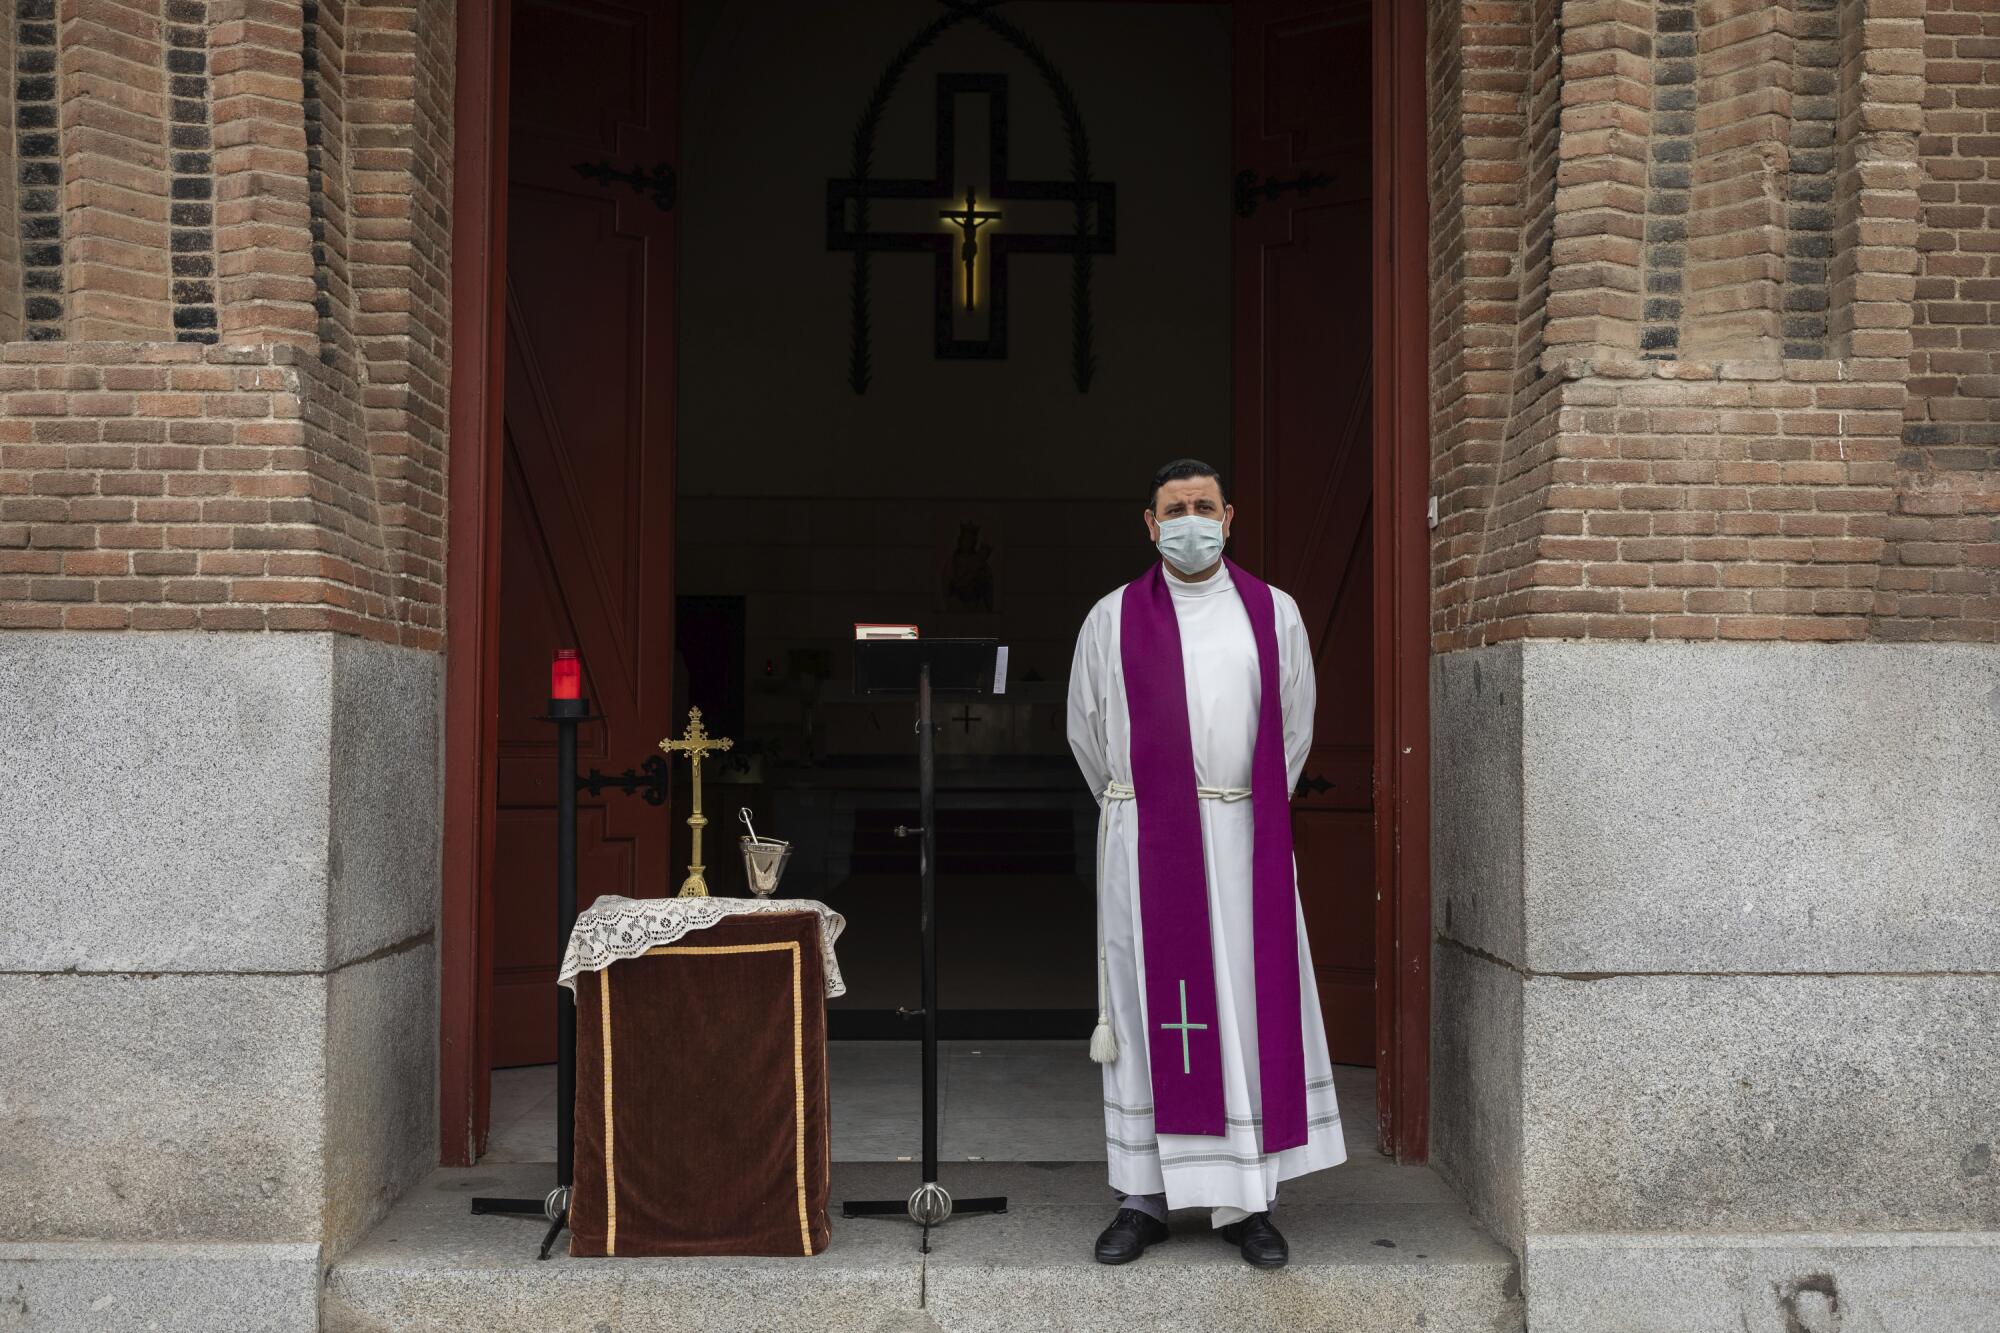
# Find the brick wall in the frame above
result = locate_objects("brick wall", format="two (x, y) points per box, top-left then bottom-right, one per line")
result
(1430, 0), (1995, 647)
(1685, 2), (1788, 358)
(210, 0), (318, 347)
(1880, 0), (2000, 639)
(168, 0), (220, 341)
(0, 7), (19, 343)
(1547, 0), (1649, 361)
(0, 341), (424, 639)
(15, 0), (62, 340)
(1429, 0), (1565, 648)
(0, 0), (452, 643)
(1912, 0), (2000, 444)
(62, 0), (174, 341)
(2, 1), (1992, 647)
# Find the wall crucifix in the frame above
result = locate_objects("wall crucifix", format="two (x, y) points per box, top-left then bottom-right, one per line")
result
(939, 190), (1002, 312)
(828, 71), (1116, 381)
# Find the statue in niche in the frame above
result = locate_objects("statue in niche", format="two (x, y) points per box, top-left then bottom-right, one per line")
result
(943, 520), (995, 613)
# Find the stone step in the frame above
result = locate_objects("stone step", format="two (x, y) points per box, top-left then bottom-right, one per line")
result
(323, 1159), (1522, 1332)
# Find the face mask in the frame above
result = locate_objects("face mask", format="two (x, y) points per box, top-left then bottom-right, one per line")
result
(1154, 515), (1225, 575)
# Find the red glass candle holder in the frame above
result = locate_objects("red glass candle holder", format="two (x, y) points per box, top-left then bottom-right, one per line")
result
(551, 649), (582, 701)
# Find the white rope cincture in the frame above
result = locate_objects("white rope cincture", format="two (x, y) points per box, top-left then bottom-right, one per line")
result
(1103, 781), (1252, 802)
(1089, 780), (1253, 1066)
(1091, 797), (1119, 1064)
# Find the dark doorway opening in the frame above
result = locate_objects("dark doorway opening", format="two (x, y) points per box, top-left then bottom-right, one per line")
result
(673, 1), (1238, 1041)
(443, 0), (1432, 1165)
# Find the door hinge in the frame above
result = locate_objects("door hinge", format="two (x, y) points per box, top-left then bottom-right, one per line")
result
(573, 159), (677, 212)
(1235, 167), (1334, 218)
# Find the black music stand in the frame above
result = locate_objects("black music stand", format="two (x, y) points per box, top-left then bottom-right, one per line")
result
(842, 638), (1009, 1246)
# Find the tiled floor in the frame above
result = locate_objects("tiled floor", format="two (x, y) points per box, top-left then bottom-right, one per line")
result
(485, 1040), (1379, 1165)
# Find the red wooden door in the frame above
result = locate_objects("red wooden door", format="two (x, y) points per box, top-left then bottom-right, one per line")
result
(490, 0), (679, 1068)
(1232, 0), (1375, 1066)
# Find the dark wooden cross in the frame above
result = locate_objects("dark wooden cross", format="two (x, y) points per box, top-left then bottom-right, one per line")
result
(950, 704), (981, 734)
(828, 72), (1116, 362)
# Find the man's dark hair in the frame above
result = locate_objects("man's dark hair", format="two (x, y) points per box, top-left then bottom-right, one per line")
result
(1148, 458), (1227, 511)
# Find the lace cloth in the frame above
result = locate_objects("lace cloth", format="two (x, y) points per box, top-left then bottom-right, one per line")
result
(558, 895), (848, 998)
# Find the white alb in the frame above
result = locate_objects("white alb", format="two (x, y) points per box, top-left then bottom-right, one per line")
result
(1066, 561), (1347, 1218)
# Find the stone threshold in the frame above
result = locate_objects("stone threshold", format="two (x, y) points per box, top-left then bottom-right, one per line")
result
(323, 1158), (1522, 1332)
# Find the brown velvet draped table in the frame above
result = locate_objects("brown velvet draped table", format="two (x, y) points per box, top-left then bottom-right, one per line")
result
(567, 910), (833, 1257)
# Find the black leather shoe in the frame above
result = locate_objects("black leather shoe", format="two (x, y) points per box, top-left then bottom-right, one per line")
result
(1218, 1212), (1289, 1268)
(1093, 1207), (1171, 1264)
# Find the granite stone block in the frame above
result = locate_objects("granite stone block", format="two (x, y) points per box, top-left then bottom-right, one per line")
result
(1431, 646), (1526, 967)
(1431, 941), (1524, 1259)
(0, 632), (335, 974)
(0, 632), (442, 976)
(0, 1240), (321, 1332)
(1525, 1231), (2000, 1333)
(1518, 641), (2000, 974)
(328, 636), (442, 968)
(921, 1202), (1522, 1333)
(0, 972), (327, 1243)
(324, 1161), (1523, 1333)
(322, 1164), (927, 1333)
(1520, 972), (2000, 1235)
(324, 939), (438, 1255)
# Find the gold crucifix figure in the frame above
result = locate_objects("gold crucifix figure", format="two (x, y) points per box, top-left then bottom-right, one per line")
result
(661, 707), (733, 897)
(939, 189), (1001, 312)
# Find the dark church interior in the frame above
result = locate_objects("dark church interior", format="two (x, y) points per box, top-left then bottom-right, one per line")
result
(667, 1), (1235, 1032)
(491, 0), (1374, 1065)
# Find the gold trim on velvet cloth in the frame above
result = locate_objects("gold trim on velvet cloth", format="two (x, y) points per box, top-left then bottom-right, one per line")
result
(599, 968), (617, 1254)
(606, 941), (811, 1257)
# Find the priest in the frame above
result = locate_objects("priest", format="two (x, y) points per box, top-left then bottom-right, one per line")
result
(1065, 458), (1345, 1269)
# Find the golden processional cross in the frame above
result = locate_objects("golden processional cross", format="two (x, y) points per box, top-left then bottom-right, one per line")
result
(661, 707), (733, 897)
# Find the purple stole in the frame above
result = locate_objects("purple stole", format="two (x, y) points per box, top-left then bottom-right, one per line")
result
(1118, 559), (1307, 1153)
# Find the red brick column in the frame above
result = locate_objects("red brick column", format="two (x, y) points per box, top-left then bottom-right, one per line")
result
(59, 0), (174, 340)
(1544, 1), (1648, 360)
(1684, 0), (1794, 359)
(208, 0), (316, 347)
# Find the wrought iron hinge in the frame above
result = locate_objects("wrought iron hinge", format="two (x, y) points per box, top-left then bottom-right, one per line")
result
(576, 753), (671, 806)
(1235, 167), (1334, 218)
(573, 159), (677, 212)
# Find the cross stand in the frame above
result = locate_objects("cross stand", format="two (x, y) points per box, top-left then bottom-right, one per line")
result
(661, 708), (732, 897)
(842, 638), (1009, 1251)
(469, 688), (591, 1260)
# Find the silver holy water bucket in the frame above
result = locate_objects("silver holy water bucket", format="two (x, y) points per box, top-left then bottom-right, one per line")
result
(739, 836), (793, 898)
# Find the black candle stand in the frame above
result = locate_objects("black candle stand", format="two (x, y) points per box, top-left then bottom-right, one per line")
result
(468, 692), (591, 1260)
